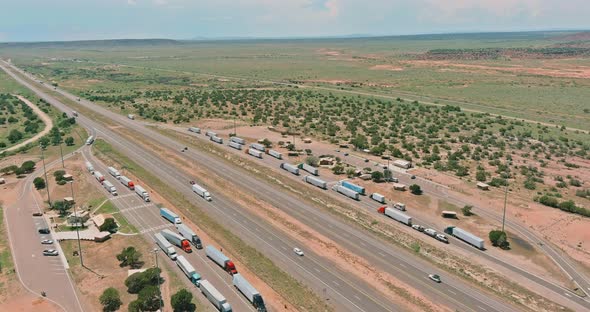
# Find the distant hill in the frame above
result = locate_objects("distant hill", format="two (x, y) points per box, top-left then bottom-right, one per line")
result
(550, 31), (590, 41)
(0, 38), (181, 48)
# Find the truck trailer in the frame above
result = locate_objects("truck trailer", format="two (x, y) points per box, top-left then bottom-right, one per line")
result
(230, 137), (246, 145)
(233, 273), (266, 311)
(162, 229), (192, 253)
(341, 180), (365, 195)
(176, 255), (201, 285)
(246, 148), (263, 158)
(103, 181), (118, 196)
(266, 149), (282, 159)
(280, 163), (300, 175)
(107, 166), (121, 179)
(370, 193), (386, 203)
(206, 246), (237, 275)
(210, 136), (223, 144)
(176, 223), (203, 249)
(119, 176), (135, 190)
(298, 163), (319, 176)
(85, 161), (94, 173)
(332, 184), (359, 200)
(93, 171), (105, 183)
(154, 232), (177, 260)
(378, 206), (412, 226)
(303, 175), (327, 189)
(205, 130), (217, 138)
(228, 142), (242, 150)
(160, 208), (181, 224)
(250, 143), (265, 152)
(444, 226), (485, 250)
(188, 127), (201, 134)
(192, 183), (212, 201)
(134, 185), (150, 202)
(199, 280), (232, 312)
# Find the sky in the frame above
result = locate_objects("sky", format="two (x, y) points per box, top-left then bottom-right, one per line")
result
(1, 0), (589, 42)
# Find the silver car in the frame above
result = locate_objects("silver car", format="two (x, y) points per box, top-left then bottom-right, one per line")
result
(41, 239), (54, 245)
(43, 249), (59, 256)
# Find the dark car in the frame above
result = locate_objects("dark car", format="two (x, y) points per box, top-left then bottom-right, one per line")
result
(38, 228), (50, 234)
(32, 212), (43, 217)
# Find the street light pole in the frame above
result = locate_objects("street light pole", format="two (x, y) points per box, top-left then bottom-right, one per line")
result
(502, 181), (508, 233)
(59, 140), (64, 168)
(70, 180), (83, 267)
(40, 145), (52, 207)
(154, 248), (163, 311)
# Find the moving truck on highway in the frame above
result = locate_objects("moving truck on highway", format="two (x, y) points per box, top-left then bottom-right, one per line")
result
(85, 161), (94, 173)
(134, 185), (150, 202)
(370, 193), (386, 204)
(119, 176), (135, 190)
(230, 136), (246, 145)
(176, 223), (203, 249)
(162, 229), (192, 253)
(176, 255), (201, 286)
(298, 163), (319, 176)
(192, 183), (212, 201)
(378, 206), (412, 226)
(332, 184), (359, 200)
(205, 130), (217, 138)
(280, 163), (299, 175)
(107, 166), (121, 179)
(85, 136), (94, 145)
(188, 127), (201, 134)
(266, 149), (282, 159)
(445, 226), (485, 250)
(154, 232), (177, 260)
(341, 180), (365, 195)
(303, 175), (327, 189)
(233, 273), (266, 311)
(250, 143), (265, 152)
(206, 245), (237, 275)
(210, 136), (223, 144)
(199, 280), (232, 312)
(229, 142), (242, 150)
(103, 181), (118, 196)
(246, 148), (263, 159)
(93, 171), (105, 183)
(160, 208), (181, 224)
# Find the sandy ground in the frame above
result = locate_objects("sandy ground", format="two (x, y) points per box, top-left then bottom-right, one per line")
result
(0, 294), (61, 312)
(1, 95), (53, 153)
(369, 64), (404, 71)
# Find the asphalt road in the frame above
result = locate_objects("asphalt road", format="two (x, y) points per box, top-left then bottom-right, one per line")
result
(4, 153), (84, 312)
(1, 61), (397, 312)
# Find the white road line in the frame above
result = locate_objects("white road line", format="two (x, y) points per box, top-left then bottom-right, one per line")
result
(281, 246), (287, 251)
(354, 295), (361, 301)
(314, 268), (321, 273)
(477, 305), (487, 311)
(332, 280), (340, 287)
(448, 290), (456, 295)
(399, 263), (407, 268)
(378, 252), (386, 257)
(565, 292), (572, 297)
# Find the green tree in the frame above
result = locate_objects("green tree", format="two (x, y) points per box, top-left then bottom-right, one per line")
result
(171, 289), (195, 312)
(461, 205), (473, 216)
(137, 285), (161, 311)
(117, 247), (143, 269)
(346, 168), (356, 178)
(7, 129), (23, 143)
(65, 136), (75, 146)
(20, 160), (36, 173)
(100, 218), (118, 233)
(489, 230), (509, 249)
(371, 171), (384, 182)
(33, 177), (46, 190)
(128, 300), (141, 312)
(39, 136), (50, 148)
(351, 134), (368, 150)
(52, 200), (72, 216)
(286, 143), (295, 151)
(50, 127), (62, 146)
(409, 184), (422, 195)
(332, 165), (344, 175)
(99, 287), (122, 312)
(261, 138), (272, 148)
(305, 156), (319, 167)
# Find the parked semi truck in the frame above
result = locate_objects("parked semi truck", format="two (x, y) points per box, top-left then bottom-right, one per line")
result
(341, 180), (365, 195)
(205, 130), (217, 137)
(250, 143), (265, 152)
(134, 185), (150, 202)
(154, 232), (177, 260)
(378, 206), (412, 226)
(332, 184), (359, 200)
(206, 246), (237, 274)
(162, 229), (192, 253)
(93, 171), (105, 183)
(210, 136), (223, 144)
(107, 166), (121, 179)
(176, 223), (203, 249)
(188, 127), (201, 133)
(444, 226), (485, 249)
(298, 163), (319, 176)
(266, 149), (282, 159)
(280, 163), (299, 175)
(303, 175), (327, 189)
(370, 193), (386, 203)
(103, 181), (118, 196)
(233, 273), (266, 311)
(246, 148), (263, 158)
(160, 208), (181, 224)
(229, 142), (242, 150)
(85, 161), (94, 173)
(192, 183), (212, 201)
(85, 136), (94, 145)
(230, 137), (246, 145)
(199, 280), (232, 312)
(119, 176), (135, 190)
(176, 255), (201, 285)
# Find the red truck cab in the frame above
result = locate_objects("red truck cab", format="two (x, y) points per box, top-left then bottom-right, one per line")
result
(181, 240), (192, 253)
(377, 206), (386, 214)
(226, 261), (237, 275)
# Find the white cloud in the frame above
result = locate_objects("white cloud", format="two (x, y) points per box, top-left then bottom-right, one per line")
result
(127, 0), (137, 5)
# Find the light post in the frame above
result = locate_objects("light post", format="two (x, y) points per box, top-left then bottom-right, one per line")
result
(59, 139), (64, 168)
(501, 159), (512, 233)
(153, 247), (163, 311)
(40, 144), (52, 207)
(233, 117), (237, 136)
(70, 180), (83, 267)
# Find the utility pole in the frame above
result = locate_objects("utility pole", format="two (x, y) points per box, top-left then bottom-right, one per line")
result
(40, 145), (51, 207)
(70, 180), (84, 267)
(59, 140), (64, 168)
(502, 181), (508, 233)
(234, 117), (237, 136)
(154, 248), (163, 312)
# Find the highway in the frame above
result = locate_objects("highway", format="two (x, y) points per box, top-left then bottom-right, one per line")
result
(1, 61), (398, 312)
(4, 152), (85, 312)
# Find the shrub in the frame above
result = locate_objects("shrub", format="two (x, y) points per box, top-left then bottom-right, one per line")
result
(99, 287), (122, 312)
(33, 177), (46, 189)
(409, 184), (422, 195)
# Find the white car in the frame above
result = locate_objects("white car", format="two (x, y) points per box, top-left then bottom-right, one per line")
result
(412, 224), (424, 232)
(428, 274), (441, 283)
(41, 239), (54, 245)
(293, 247), (304, 256)
(435, 234), (449, 243)
(43, 249), (59, 256)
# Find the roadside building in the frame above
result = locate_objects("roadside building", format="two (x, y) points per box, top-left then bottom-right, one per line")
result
(477, 182), (490, 190)
(393, 159), (412, 169)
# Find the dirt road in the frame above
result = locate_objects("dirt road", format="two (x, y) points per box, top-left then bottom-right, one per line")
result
(1, 95), (53, 153)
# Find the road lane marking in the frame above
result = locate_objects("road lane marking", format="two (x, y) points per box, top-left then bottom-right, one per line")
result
(378, 252), (386, 257)
(332, 280), (340, 287)
(281, 246), (287, 251)
(399, 263), (407, 268)
(448, 290), (456, 295)
(477, 306), (487, 311)
(314, 268), (321, 273)
(354, 295), (361, 301)
(564, 292), (572, 297)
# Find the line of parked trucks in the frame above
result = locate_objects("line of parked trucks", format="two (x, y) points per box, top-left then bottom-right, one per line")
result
(86, 161), (151, 202)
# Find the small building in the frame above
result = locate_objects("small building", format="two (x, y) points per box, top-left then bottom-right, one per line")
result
(0, 178), (5, 185)
(393, 159), (412, 169)
(441, 211), (458, 219)
(477, 182), (490, 190)
(92, 214), (107, 228)
(127, 269), (148, 277)
(303, 138), (312, 143)
(68, 210), (90, 226)
(64, 197), (75, 204)
(393, 183), (406, 191)
(359, 174), (372, 181)
(319, 157), (335, 167)
(62, 174), (74, 181)
(94, 232), (111, 242)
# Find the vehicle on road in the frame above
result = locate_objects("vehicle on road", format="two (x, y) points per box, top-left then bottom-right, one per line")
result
(280, 163), (300, 175)
(444, 226), (485, 250)
(392, 202), (406, 211)
(341, 180), (365, 195)
(43, 249), (58, 256)
(428, 274), (441, 283)
(160, 208), (181, 224)
(390, 177), (399, 183)
(188, 127), (201, 134)
(436, 234), (449, 243)
(85, 161), (95, 173)
(344, 153), (349, 156)
(246, 148), (263, 159)
(233, 273), (266, 311)
(303, 175), (327, 189)
(177, 223), (203, 249)
(155, 232), (177, 260)
(41, 239), (54, 245)
(177, 255), (201, 286)
(93, 171), (105, 183)
(85, 135), (94, 145)
(293, 247), (304, 256)
(199, 280), (232, 312)
(192, 183), (212, 201)
(134, 185), (150, 202)
(206, 245), (237, 275)
(230, 136), (246, 145)
(162, 229), (192, 253)
(370, 193), (386, 204)
(424, 228), (437, 237)
(119, 176), (135, 190)
(38, 228), (50, 234)
(266, 149), (282, 159)
(32, 212), (43, 217)
(229, 141), (243, 150)
(411, 175), (416, 179)
(107, 166), (121, 179)
(332, 184), (360, 200)
(298, 163), (319, 176)
(377, 206), (412, 226)
(411, 224), (424, 232)
(103, 180), (118, 196)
